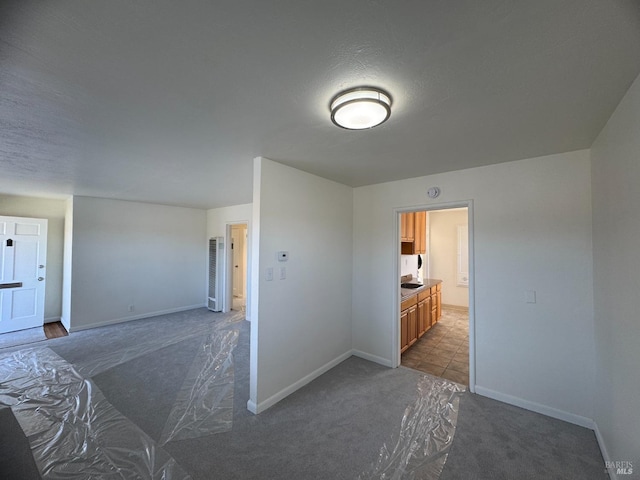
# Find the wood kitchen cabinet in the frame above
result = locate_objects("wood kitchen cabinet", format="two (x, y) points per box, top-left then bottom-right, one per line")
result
(401, 280), (441, 353)
(417, 289), (431, 337)
(400, 211), (427, 255)
(414, 211), (426, 254)
(400, 309), (408, 351)
(400, 212), (414, 242)
(431, 287), (438, 326)
(400, 295), (418, 352)
(408, 305), (418, 347)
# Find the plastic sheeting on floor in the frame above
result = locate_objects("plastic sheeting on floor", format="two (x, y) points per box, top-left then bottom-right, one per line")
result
(360, 375), (465, 480)
(74, 310), (245, 379)
(160, 327), (239, 444)
(0, 347), (191, 480)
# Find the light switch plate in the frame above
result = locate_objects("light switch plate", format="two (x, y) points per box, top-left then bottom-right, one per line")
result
(525, 290), (536, 303)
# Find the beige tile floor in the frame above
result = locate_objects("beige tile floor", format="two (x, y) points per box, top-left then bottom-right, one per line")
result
(401, 307), (469, 385)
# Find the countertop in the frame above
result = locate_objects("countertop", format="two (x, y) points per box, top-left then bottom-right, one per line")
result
(400, 278), (442, 298)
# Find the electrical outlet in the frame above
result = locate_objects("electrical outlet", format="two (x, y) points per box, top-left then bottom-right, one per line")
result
(266, 267), (274, 281)
(280, 267), (286, 280)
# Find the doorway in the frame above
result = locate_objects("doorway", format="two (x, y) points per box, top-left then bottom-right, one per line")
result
(227, 223), (248, 313)
(397, 204), (474, 390)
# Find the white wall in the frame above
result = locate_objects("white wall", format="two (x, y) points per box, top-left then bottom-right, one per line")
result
(591, 73), (640, 468)
(429, 209), (469, 308)
(207, 203), (252, 319)
(69, 196), (207, 331)
(353, 150), (595, 423)
(0, 194), (67, 322)
(207, 203), (252, 238)
(249, 157), (353, 413)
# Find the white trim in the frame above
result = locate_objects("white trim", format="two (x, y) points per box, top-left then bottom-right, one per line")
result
(60, 315), (70, 332)
(247, 350), (353, 414)
(594, 422), (616, 480)
(67, 304), (206, 333)
(352, 349), (394, 367)
(474, 385), (595, 429)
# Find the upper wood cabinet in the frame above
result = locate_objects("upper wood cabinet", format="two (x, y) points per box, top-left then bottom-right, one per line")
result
(400, 212), (414, 242)
(414, 211), (426, 254)
(400, 211), (427, 255)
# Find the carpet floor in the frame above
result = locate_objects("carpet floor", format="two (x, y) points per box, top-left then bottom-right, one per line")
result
(0, 308), (606, 479)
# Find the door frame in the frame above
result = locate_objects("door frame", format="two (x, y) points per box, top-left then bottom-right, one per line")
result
(393, 200), (476, 393)
(224, 222), (249, 314)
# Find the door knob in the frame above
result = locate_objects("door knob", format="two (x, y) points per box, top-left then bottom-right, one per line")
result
(38, 277), (45, 281)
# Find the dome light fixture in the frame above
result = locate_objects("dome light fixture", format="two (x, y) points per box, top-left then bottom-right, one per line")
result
(330, 86), (392, 130)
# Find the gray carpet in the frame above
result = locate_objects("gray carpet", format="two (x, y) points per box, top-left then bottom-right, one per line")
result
(0, 308), (606, 479)
(0, 326), (47, 350)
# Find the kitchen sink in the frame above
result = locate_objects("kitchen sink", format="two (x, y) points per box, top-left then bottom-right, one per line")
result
(401, 283), (423, 289)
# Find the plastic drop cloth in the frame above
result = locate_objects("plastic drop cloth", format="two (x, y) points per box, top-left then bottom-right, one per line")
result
(75, 323), (217, 378)
(360, 375), (465, 480)
(160, 327), (239, 444)
(0, 347), (191, 479)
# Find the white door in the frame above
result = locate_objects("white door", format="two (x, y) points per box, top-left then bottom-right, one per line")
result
(0, 216), (48, 334)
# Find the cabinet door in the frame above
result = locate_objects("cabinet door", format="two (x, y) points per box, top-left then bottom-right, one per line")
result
(425, 296), (432, 330)
(401, 213), (414, 242)
(431, 293), (437, 325)
(417, 299), (425, 337)
(436, 291), (442, 321)
(400, 309), (409, 352)
(414, 211), (427, 254)
(408, 305), (418, 346)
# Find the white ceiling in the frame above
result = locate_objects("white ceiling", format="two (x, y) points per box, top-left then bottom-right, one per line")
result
(1, 1), (639, 209)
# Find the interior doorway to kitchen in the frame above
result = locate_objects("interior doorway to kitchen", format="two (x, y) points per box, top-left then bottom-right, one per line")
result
(398, 205), (473, 388)
(227, 223), (248, 313)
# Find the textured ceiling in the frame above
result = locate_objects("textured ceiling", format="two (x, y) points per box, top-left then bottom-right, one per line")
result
(1, 0), (640, 209)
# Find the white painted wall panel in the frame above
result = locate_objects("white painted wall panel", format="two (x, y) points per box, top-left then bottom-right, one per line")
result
(250, 158), (352, 411)
(591, 73), (640, 468)
(353, 150), (594, 420)
(69, 197), (207, 330)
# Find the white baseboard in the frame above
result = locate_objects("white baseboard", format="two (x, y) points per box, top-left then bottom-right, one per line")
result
(248, 350), (353, 414)
(593, 421), (616, 480)
(59, 316), (70, 332)
(352, 349), (394, 368)
(68, 304), (207, 333)
(474, 385), (595, 429)
(44, 316), (61, 324)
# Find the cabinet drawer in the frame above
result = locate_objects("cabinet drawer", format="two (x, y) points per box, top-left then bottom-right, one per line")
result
(430, 286), (437, 295)
(418, 289), (431, 302)
(401, 295), (417, 311)
(436, 283), (442, 292)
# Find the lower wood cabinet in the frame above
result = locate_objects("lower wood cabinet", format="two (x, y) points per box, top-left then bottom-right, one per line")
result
(400, 295), (418, 353)
(417, 289), (431, 337)
(401, 280), (442, 353)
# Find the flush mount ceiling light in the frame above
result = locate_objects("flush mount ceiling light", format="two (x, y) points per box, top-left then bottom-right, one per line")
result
(330, 87), (392, 130)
